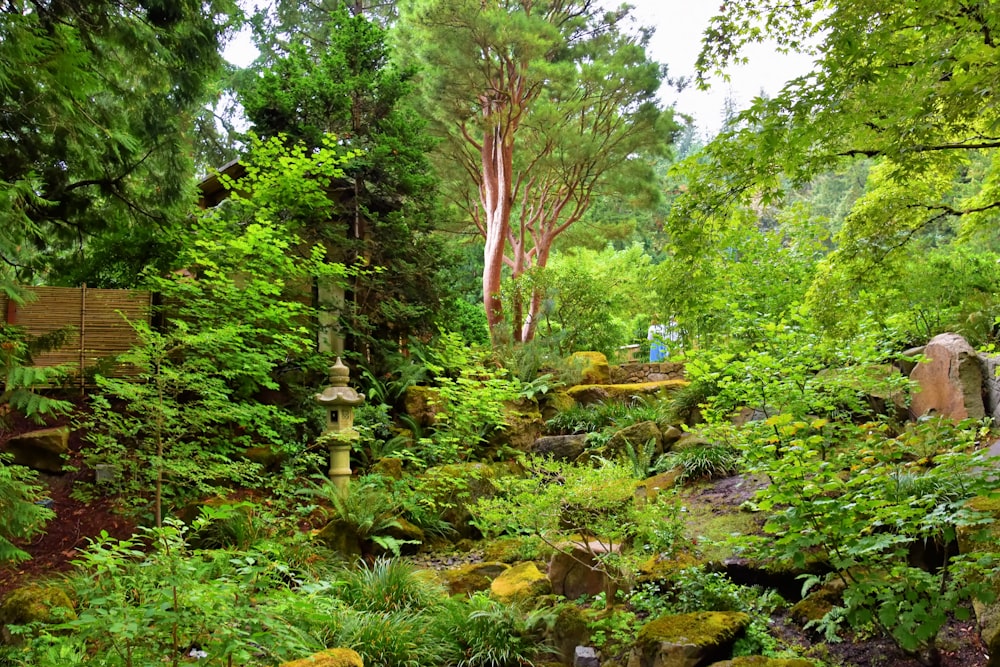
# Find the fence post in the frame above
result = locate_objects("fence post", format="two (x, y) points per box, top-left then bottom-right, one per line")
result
(80, 283), (87, 393)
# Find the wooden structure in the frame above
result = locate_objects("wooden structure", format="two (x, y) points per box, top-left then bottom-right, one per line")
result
(0, 285), (152, 386)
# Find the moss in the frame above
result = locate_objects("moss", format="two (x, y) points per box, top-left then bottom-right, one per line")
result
(0, 585), (75, 626)
(637, 550), (703, 584)
(490, 561), (552, 604)
(637, 611), (750, 648)
(279, 648), (364, 667)
(0, 584), (76, 641)
(708, 658), (816, 667)
(438, 561), (511, 596)
(958, 495), (1000, 554)
(483, 536), (554, 563)
(570, 352), (611, 385)
(679, 499), (763, 564)
(566, 380), (688, 406)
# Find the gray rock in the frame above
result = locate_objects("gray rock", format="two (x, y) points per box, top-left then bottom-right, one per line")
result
(530, 435), (588, 461)
(575, 646), (600, 667)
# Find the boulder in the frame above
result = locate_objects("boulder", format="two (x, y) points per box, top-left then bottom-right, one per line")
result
(370, 457), (404, 480)
(402, 386), (441, 428)
(637, 469), (683, 504)
(980, 353), (1000, 423)
(490, 561), (552, 604)
(0, 584), (76, 645)
(421, 461), (522, 539)
(2, 427), (70, 473)
(707, 658), (815, 667)
(491, 402), (544, 452)
(566, 381), (688, 407)
(546, 604), (593, 665)
(604, 421), (663, 459)
(789, 578), (846, 626)
(541, 391), (577, 421)
(660, 425), (684, 447)
(438, 561), (511, 596)
(575, 646), (600, 667)
(373, 518), (424, 556)
(627, 611), (750, 667)
(548, 540), (619, 600)
(530, 434), (589, 461)
(672, 433), (710, 453)
(909, 333), (985, 420)
(279, 648), (364, 667)
(570, 352), (611, 385)
(314, 519), (363, 559)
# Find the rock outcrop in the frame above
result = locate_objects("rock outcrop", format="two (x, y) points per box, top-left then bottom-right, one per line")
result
(909, 333), (985, 420)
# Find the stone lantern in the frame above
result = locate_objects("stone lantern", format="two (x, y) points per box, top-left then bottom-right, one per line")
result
(314, 357), (365, 490)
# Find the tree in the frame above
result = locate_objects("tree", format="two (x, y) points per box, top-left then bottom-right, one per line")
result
(238, 7), (450, 371)
(398, 0), (675, 344)
(0, 0), (240, 287)
(672, 0), (1000, 322)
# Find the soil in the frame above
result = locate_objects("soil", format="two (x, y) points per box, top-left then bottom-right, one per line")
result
(0, 407), (136, 597)
(0, 412), (994, 667)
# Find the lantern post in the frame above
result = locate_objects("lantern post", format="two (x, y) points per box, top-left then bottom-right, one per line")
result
(314, 357), (365, 490)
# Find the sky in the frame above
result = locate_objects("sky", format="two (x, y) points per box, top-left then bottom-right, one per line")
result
(626, 0), (814, 136)
(223, 2), (815, 137)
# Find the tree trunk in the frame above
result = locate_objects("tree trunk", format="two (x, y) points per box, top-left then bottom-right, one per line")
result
(481, 123), (513, 342)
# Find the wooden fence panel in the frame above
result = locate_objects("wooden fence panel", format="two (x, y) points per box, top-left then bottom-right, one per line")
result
(1, 286), (152, 384)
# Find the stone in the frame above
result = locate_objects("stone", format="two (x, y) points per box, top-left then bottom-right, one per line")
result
(402, 386), (441, 428)
(637, 469), (683, 504)
(605, 421), (663, 459)
(575, 646), (600, 667)
(2, 427), (70, 473)
(0, 584), (76, 645)
(548, 541), (620, 600)
(628, 611), (750, 667)
(240, 445), (285, 470)
(570, 352), (612, 385)
(314, 519), (363, 559)
(541, 391), (577, 420)
(530, 435), (589, 461)
(789, 579), (846, 626)
(980, 354), (1000, 423)
(374, 517), (424, 556)
(491, 402), (544, 453)
(370, 457), (404, 480)
(547, 604), (593, 665)
(279, 648), (364, 667)
(490, 561), (552, 604)
(909, 333), (985, 420)
(566, 381), (688, 407)
(660, 425), (683, 447)
(671, 433), (710, 452)
(421, 461), (522, 539)
(707, 658), (815, 667)
(438, 561), (511, 596)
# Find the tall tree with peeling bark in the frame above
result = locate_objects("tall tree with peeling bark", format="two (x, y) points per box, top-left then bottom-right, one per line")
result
(397, 0), (674, 344)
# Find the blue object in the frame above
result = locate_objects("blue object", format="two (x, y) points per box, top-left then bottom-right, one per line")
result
(650, 342), (667, 362)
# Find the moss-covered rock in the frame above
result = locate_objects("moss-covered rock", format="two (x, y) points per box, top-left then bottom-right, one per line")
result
(636, 551), (703, 584)
(566, 380), (688, 407)
(570, 352), (612, 385)
(637, 469), (683, 504)
(630, 611), (750, 667)
(490, 401), (544, 453)
(541, 391), (577, 421)
(279, 648), (364, 667)
(957, 494), (1000, 666)
(490, 561), (551, 604)
(546, 603), (593, 665)
(314, 519), (363, 559)
(2, 427), (70, 473)
(240, 445), (285, 470)
(370, 457), (404, 480)
(402, 386), (441, 428)
(438, 561), (511, 596)
(421, 461), (522, 539)
(482, 536), (555, 563)
(604, 421), (663, 459)
(789, 579), (846, 626)
(708, 658), (816, 667)
(0, 585), (76, 645)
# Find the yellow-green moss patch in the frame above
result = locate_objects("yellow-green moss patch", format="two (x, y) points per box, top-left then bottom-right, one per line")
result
(0, 585), (76, 627)
(279, 648), (364, 667)
(637, 611), (750, 648)
(490, 561), (551, 604)
(709, 657), (817, 667)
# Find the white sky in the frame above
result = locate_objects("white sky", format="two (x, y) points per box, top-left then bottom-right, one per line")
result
(223, 2), (815, 137)
(627, 0), (815, 136)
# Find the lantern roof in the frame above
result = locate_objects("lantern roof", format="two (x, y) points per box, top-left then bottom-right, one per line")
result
(314, 357), (366, 407)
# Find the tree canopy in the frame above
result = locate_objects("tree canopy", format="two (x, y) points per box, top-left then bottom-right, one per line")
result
(0, 0), (240, 287)
(671, 0), (1000, 329)
(398, 0), (676, 344)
